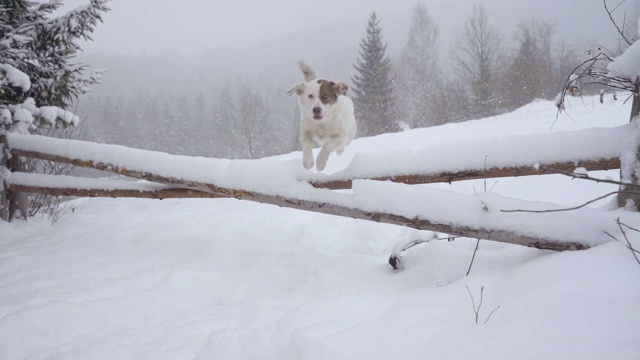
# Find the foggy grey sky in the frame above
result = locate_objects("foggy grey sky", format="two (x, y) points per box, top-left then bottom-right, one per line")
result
(60, 0), (633, 56)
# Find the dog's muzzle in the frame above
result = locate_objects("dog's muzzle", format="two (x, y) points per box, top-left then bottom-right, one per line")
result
(313, 106), (323, 121)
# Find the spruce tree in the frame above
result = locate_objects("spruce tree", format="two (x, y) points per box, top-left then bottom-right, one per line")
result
(1, 0), (109, 221)
(1, 0), (109, 114)
(352, 12), (396, 136)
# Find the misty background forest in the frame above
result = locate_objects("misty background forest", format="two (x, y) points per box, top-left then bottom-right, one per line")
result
(72, 2), (639, 159)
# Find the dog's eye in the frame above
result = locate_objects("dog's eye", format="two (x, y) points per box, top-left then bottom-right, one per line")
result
(307, 94), (314, 99)
(321, 96), (329, 102)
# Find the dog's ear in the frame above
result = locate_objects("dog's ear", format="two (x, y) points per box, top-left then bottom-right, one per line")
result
(287, 83), (305, 96)
(333, 82), (349, 96)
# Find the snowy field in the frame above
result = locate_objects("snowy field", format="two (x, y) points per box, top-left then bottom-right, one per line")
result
(2, 94), (640, 359)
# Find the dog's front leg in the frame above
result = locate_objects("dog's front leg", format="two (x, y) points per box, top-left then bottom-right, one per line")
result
(300, 132), (315, 170)
(316, 138), (341, 171)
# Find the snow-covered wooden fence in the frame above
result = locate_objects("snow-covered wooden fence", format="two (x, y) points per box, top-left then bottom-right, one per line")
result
(3, 123), (638, 251)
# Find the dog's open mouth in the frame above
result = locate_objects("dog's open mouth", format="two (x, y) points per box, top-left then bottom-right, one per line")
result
(313, 115), (324, 121)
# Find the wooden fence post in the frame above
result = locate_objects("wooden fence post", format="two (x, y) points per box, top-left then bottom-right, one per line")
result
(0, 133), (8, 221)
(1, 132), (29, 222)
(7, 153), (19, 221)
(617, 77), (640, 210)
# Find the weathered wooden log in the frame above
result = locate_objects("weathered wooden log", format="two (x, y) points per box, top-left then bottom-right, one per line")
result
(0, 133), (9, 221)
(6, 182), (218, 200)
(8, 148), (587, 251)
(8, 180), (584, 251)
(310, 158), (621, 190)
(9, 149), (239, 196)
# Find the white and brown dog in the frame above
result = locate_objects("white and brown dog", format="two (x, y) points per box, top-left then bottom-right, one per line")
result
(288, 62), (357, 171)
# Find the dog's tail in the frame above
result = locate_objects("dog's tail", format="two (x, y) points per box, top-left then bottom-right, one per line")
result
(299, 61), (316, 82)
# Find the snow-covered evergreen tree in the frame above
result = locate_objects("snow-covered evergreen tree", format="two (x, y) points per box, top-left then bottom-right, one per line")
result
(351, 12), (396, 136)
(1, 0), (109, 115)
(1, 0), (109, 221)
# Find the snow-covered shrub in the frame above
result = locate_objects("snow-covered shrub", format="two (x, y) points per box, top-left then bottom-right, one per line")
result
(554, 13), (640, 210)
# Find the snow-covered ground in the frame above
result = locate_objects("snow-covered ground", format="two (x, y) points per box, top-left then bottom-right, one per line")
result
(1, 94), (640, 359)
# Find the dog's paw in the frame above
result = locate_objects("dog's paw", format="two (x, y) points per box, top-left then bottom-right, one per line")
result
(303, 156), (314, 170)
(316, 154), (328, 172)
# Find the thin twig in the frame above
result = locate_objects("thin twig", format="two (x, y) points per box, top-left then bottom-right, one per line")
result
(464, 285), (500, 324)
(501, 165), (640, 213)
(615, 217), (640, 266)
(604, 230), (619, 242)
(401, 239), (429, 251)
(500, 191), (620, 213)
(488, 180), (499, 192)
(484, 306), (501, 325)
(465, 285), (480, 324)
(401, 235), (461, 252)
(477, 286), (484, 323)
(540, 165), (640, 189)
(604, 0), (634, 46)
(618, 221), (640, 233)
(466, 239), (480, 276)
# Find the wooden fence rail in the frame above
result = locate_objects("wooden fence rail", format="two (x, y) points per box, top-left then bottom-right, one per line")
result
(310, 158), (621, 190)
(5, 144), (615, 251)
(4, 175), (587, 251)
(5, 127), (635, 251)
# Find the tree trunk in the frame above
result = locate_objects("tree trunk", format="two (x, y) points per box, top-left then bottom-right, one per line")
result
(0, 133), (8, 221)
(617, 78), (640, 209)
(7, 154), (29, 221)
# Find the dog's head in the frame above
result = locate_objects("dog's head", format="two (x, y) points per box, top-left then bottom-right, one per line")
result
(288, 79), (349, 121)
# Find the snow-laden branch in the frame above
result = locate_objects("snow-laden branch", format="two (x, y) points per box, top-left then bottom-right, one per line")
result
(0, 63), (31, 91)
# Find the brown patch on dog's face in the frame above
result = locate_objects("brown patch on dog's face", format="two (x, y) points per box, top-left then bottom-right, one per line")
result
(317, 80), (338, 105)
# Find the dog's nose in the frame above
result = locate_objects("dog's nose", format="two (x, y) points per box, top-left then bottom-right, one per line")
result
(313, 106), (322, 115)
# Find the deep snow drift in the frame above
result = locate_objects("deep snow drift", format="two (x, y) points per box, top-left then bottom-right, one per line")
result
(1, 94), (639, 359)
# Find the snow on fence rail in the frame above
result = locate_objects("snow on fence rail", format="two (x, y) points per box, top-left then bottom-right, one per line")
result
(6, 172), (215, 200)
(305, 123), (634, 189)
(3, 124), (640, 251)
